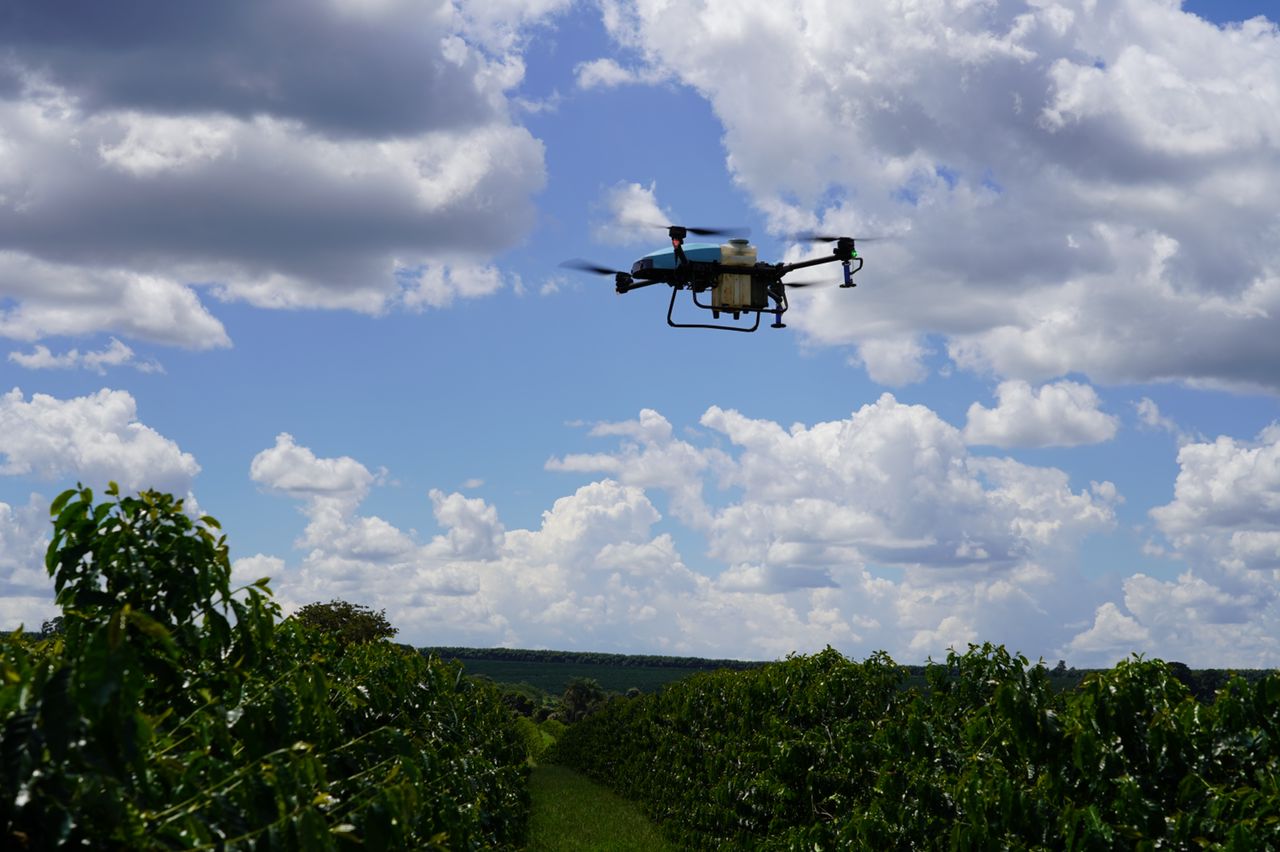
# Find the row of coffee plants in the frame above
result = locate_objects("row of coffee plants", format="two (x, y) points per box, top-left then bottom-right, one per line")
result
(550, 645), (1279, 849)
(1, 486), (528, 850)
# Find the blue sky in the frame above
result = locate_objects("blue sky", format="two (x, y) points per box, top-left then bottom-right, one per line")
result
(2, 0), (1278, 666)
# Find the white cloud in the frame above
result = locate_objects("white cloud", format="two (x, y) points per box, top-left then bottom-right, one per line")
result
(964, 380), (1119, 448)
(1135, 396), (1177, 434)
(8, 338), (163, 374)
(1063, 602), (1152, 660)
(455, 0), (575, 53)
(250, 433), (375, 508)
(0, 253), (230, 350)
(231, 553), (286, 591)
(0, 489), (57, 634)
(401, 263), (509, 310)
(696, 395), (1115, 573)
(851, 336), (931, 386)
(574, 58), (665, 90)
(0, 0), (554, 347)
(0, 388), (200, 496)
(594, 0), (1280, 391)
(0, 388), (203, 631)
(427, 489), (505, 560)
(0, 493), (53, 599)
(548, 408), (717, 527)
(590, 181), (675, 246)
(252, 402), (1121, 661)
(1150, 425), (1280, 538)
(1062, 422), (1280, 666)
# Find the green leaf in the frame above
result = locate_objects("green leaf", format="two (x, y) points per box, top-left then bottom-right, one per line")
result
(49, 487), (78, 517)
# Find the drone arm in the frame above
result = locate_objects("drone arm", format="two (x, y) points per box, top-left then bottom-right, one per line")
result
(616, 277), (665, 294)
(773, 254), (843, 277)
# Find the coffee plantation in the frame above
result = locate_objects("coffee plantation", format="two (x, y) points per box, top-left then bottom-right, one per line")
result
(550, 646), (1279, 849)
(0, 485), (527, 850)
(4, 486), (1276, 849)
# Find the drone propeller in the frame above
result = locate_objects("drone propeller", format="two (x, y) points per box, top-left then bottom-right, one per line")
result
(560, 259), (627, 276)
(656, 223), (751, 239)
(789, 232), (885, 244)
(780, 277), (839, 288)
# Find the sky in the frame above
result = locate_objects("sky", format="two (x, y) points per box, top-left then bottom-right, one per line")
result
(2, 0), (1278, 667)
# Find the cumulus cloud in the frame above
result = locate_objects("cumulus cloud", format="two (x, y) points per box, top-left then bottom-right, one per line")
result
(400, 263), (510, 310)
(250, 433), (376, 509)
(964, 380), (1119, 448)
(0, 494), (55, 619)
(0, 388), (201, 630)
(253, 402), (1121, 661)
(548, 408), (718, 526)
(0, 387), (200, 495)
(594, 0), (1280, 390)
(454, 0), (575, 53)
(1151, 425), (1280, 539)
(590, 181), (676, 246)
(0, 0), (551, 348)
(230, 553), (287, 591)
(0, 253), (230, 350)
(1063, 601), (1152, 660)
(851, 337), (932, 387)
(1063, 422), (1280, 666)
(8, 338), (163, 374)
(695, 395), (1115, 574)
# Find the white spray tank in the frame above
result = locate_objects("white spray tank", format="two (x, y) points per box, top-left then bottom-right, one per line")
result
(715, 238), (757, 312)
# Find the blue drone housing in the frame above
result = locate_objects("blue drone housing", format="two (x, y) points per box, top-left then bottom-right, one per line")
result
(631, 242), (722, 275)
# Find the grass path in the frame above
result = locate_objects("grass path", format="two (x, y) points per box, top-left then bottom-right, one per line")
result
(524, 765), (674, 851)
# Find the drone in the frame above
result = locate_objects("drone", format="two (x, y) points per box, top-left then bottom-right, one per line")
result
(562, 225), (871, 332)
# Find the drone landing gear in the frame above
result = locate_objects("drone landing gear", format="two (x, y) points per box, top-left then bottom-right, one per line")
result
(667, 287), (765, 332)
(839, 256), (863, 288)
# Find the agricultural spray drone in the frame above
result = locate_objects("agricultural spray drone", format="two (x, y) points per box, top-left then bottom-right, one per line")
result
(562, 225), (872, 332)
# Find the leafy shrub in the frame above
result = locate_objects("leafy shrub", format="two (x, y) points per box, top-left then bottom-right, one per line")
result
(0, 485), (528, 851)
(539, 718), (568, 742)
(550, 644), (1280, 850)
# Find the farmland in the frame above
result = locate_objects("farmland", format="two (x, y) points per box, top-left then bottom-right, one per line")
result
(1, 487), (528, 850)
(5, 485), (1277, 850)
(550, 647), (1280, 849)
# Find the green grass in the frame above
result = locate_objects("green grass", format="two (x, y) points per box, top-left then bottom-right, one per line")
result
(524, 765), (673, 852)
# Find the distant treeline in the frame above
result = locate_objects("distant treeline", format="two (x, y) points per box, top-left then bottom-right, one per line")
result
(420, 646), (768, 671)
(418, 646), (1275, 702)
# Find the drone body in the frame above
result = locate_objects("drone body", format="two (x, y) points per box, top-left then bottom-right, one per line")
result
(564, 226), (866, 332)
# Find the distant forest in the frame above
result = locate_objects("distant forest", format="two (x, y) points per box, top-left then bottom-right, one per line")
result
(420, 646), (768, 671)
(421, 646), (1275, 702)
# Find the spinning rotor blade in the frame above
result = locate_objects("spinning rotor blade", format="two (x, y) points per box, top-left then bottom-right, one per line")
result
(789, 232), (885, 243)
(653, 223), (751, 238)
(560, 259), (627, 276)
(781, 278), (837, 288)
(686, 224), (751, 237)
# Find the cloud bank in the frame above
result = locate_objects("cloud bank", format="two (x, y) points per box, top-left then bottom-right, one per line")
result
(2, 387), (1276, 666)
(594, 0), (1280, 391)
(0, 0), (552, 348)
